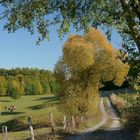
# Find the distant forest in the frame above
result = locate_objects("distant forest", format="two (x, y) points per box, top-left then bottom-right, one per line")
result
(0, 68), (56, 98)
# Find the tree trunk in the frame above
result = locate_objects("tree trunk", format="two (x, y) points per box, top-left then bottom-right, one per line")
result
(120, 0), (140, 53)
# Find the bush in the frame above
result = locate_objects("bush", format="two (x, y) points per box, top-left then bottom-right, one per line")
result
(111, 93), (140, 140)
(123, 95), (140, 139)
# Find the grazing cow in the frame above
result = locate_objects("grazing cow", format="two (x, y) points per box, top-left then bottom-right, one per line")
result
(8, 105), (16, 112)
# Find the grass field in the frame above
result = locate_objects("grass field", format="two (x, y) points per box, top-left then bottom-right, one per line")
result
(2, 91), (132, 140)
(0, 94), (103, 140)
(0, 127), (51, 140)
(0, 95), (64, 132)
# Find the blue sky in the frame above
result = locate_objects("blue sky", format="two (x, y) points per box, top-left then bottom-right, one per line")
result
(0, 21), (122, 71)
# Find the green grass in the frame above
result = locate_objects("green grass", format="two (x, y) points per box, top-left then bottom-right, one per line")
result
(79, 109), (102, 130)
(1, 92), (134, 140)
(0, 95), (64, 131)
(0, 127), (49, 140)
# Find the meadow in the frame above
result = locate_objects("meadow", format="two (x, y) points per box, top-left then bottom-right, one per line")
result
(0, 94), (102, 140)
(0, 89), (135, 130)
(0, 95), (64, 131)
(0, 89), (139, 140)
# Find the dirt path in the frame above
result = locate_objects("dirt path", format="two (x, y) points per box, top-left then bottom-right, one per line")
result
(65, 97), (108, 140)
(65, 97), (125, 140)
(79, 97), (108, 133)
(106, 98), (121, 129)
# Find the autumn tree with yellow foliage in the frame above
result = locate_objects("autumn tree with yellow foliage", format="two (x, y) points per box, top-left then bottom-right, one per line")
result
(55, 28), (129, 115)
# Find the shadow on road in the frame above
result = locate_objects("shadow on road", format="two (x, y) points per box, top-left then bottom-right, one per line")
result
(63, 128), (135, 140)
(100, 88), (135, 97)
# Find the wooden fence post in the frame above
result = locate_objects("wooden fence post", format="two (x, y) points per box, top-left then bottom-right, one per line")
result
(85, 112), (88, 120)
(75, 116), (80, 128)
(67, 116), (72, 132)
(27, 116), (35, 140)
(50, 113), (55, 137)
(71, 116), (75, 130)
(63, 116), (67, 130)
(80, 116), (84, 122)
(2, 126), (8, 140)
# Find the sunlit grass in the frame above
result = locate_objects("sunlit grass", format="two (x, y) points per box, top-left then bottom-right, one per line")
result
(0, 127), (52, 140)
(0, 95), (63, 131)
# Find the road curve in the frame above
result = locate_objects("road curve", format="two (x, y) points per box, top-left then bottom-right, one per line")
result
(65, 97), (108, 140)
(106, 98), (121, 129)
(80, 97), (108, 133)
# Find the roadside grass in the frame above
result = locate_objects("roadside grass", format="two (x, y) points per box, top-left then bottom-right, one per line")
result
(78, 96), (102, 130)
(79, 107), (102, 130)
(0, 94), (103, 140)
(0, 127), (55, 140)
(102, 88), (138, 128)
(101, 97), (113, 129)
(1, 91), (132, 139)
(110, 91), (140, 140)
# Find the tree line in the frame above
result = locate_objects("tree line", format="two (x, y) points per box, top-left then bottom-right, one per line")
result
(0, 68), (56, 99)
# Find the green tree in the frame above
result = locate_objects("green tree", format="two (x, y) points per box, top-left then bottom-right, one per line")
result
(130, 72), (140, 92)
(0, 76), (7, 96)
(39, 72), (51, 94)
(10, 80), (21, 100)
(0, 0), (140, 53)
(31, 80), (43, 95)
(55, 28), (129, 115)
(0, 68), (55, 96)
(7, 76), (13, 96)
(24, 78), (32, 95)
(49, 80), (56, 94)
(15, 74), (24, 95)
(54, 59), (68, 97)
(44, 83), (51, 94)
